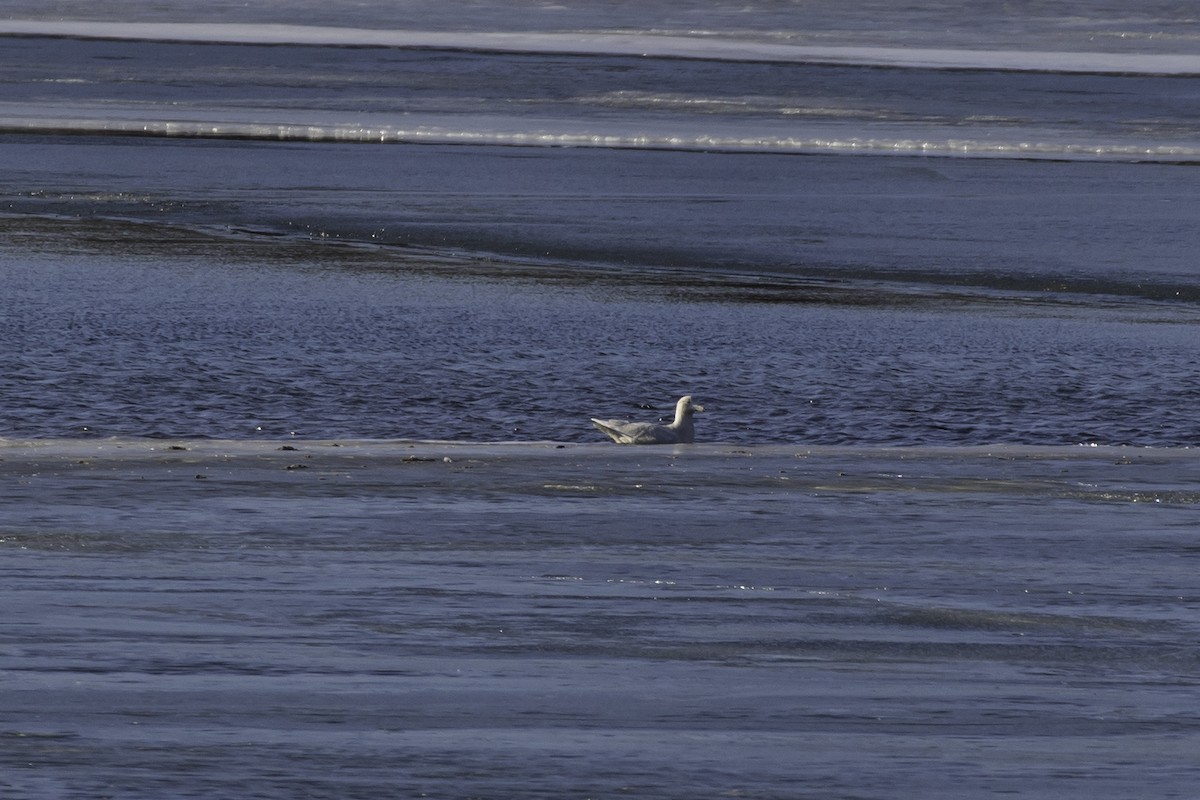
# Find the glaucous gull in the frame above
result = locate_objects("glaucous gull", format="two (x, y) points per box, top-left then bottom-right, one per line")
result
(590, 395), (704, 444)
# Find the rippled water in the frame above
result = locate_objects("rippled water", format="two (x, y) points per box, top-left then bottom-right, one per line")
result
(3, 216), (1199, 445)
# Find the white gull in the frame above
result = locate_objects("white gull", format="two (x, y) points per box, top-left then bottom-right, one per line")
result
(590, 396), (704, 445)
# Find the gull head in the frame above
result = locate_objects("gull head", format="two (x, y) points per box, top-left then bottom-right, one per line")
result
(676, 395), (704, 417)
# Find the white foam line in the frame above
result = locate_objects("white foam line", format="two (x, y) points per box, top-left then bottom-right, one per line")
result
(3, 20), (1199, 74)
(7, 114), (1199, 162)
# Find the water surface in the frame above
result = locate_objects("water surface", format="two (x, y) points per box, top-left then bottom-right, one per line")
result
(3, 3), (1199, 798)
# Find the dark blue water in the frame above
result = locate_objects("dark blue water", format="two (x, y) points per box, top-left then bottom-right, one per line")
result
(3, 210), (1199, 445)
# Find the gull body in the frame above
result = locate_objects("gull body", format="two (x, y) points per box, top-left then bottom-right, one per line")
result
(590, 395), (704, 444)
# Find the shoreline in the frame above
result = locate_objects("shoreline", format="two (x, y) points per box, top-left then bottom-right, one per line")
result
(4, 437), (1198, 510)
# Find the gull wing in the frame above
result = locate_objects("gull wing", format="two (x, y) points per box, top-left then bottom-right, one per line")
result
(590, 418), (679, 445)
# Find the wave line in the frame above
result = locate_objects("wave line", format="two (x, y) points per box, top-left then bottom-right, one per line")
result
(3, 20), (1200, 74)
